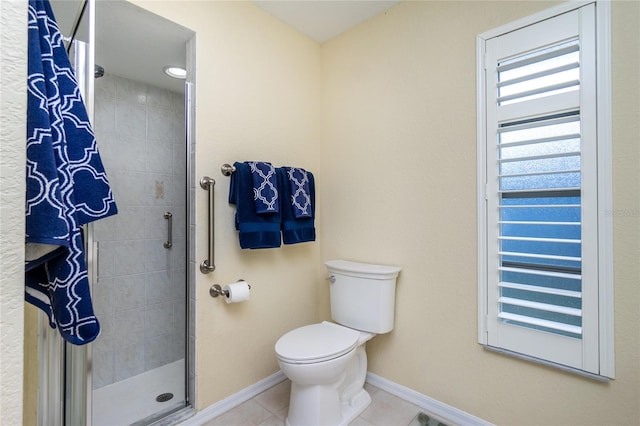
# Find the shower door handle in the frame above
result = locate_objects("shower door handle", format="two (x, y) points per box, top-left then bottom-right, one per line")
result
(164, 212), (173, 249)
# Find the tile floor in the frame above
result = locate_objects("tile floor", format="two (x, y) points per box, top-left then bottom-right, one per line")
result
(202, 380), (436, 426)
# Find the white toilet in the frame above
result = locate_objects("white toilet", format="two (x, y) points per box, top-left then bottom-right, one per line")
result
(275, 259), (401, 426)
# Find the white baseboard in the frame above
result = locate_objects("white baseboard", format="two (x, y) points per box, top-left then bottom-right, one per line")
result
(366, 372), (494, 426)
(178, 371), (287, 426)
(180, 370), (492, 426)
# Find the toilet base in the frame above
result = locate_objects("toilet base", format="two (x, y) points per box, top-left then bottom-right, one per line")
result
(340, 388), (372, 425)
(285, 388), (371, 426)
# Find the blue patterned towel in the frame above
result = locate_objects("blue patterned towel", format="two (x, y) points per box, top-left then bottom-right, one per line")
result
(284, 167), (312, 218)
(25, 0), (118, 345)
(246, 161), (279, 214)
(277, 167), (316, 245)
(229, 162), (281, 249)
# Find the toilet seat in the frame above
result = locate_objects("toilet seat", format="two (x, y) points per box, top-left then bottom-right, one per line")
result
(275, 321), (359, 364)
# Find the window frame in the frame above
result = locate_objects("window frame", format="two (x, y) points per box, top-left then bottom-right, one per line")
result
(476, 0), (614, 379)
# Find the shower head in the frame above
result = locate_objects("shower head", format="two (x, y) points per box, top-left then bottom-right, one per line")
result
(95, 64), (105, 78)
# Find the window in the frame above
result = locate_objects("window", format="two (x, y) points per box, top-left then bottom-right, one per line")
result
(477, 1), (614, 378)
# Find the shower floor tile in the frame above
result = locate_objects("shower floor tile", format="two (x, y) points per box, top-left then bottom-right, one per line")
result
(92, 359), (185, 426)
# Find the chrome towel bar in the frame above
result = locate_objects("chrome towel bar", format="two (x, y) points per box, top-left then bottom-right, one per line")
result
(221, 163), (236, 176)
(200, 176), (216, 273)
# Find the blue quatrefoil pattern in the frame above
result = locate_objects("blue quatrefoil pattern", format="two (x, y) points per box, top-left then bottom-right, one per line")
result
(25, 0), (118, 345)
(285, 167), (312, 218)
(247, 161), (279, 214)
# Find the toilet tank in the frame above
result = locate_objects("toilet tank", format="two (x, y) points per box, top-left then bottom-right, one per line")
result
(325, 260), (401, 334)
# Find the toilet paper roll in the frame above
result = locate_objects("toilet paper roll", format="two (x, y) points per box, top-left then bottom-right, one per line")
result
(223, 281), (251, 304)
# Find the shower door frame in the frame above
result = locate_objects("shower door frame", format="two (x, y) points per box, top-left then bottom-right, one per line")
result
(35, 6), (97, 424)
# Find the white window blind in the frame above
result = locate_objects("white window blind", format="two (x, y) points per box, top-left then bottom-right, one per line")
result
(478, 2), (613, 378)
(498, 109), (583, 339)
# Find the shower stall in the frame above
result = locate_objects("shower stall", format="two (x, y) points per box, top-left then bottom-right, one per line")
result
(36, 1), (197, 424)
(90, 70), (189, 426)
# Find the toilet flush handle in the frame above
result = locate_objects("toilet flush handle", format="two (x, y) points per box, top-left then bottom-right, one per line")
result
(327, 275), (336, 284)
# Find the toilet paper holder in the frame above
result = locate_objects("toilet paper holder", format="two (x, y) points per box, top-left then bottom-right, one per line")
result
(210, 280), (251, 298)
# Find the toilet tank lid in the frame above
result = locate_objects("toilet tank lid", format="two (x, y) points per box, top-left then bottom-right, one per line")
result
(325, 260), (401, 279)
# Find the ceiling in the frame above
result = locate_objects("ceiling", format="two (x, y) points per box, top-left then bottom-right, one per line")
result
(52, 0), (193, 93)
(253, 1), (400, 43)
(51, 1), (400, 93)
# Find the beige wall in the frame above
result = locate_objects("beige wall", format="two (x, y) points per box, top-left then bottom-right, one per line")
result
(321, 1), (639, 425)
(0, 1), (27, 425)
(132, 0), (323, 409)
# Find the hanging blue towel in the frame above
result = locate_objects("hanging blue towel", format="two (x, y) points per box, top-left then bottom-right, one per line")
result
(277, 167), (316, 244)
(229, 162), (281, 249)
(25, 0), (118, 345)
(246, 161), (279, 214)
(284, 167), (312, 218)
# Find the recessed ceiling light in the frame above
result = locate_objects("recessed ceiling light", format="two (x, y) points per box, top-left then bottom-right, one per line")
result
(163, 66), (186, 79)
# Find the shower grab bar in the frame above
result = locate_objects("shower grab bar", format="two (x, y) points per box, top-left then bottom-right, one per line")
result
(200, 176), (216, 273)
(163, 212), (173, 249)
(221, 163), (236, 176)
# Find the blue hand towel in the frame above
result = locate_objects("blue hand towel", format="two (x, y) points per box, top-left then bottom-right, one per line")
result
(25, 0), (118, 345)
(277, 167), (316, 244)
(229, 162), (281, 249)
(284, 167), (312, 218)
(246, 161), (279, 214)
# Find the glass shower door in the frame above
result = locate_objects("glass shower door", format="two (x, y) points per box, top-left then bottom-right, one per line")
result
(71, 1), (193, 425)
(90, 70), (188, 424)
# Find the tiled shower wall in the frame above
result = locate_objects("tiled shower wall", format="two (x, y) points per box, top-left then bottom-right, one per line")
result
(91, 73), (186, 389)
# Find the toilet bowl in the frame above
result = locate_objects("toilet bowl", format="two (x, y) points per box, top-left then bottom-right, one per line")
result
(275, 260), (401, 426)
(276, 322), (374, 426)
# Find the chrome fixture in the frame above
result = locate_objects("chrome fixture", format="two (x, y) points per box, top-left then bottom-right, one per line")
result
(221, 163), (236, 176)
(200, 176), (215, 273)
(163, 212), (173, 249)
(94, 64), (104, 78)
(209, 280), (250, 298)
